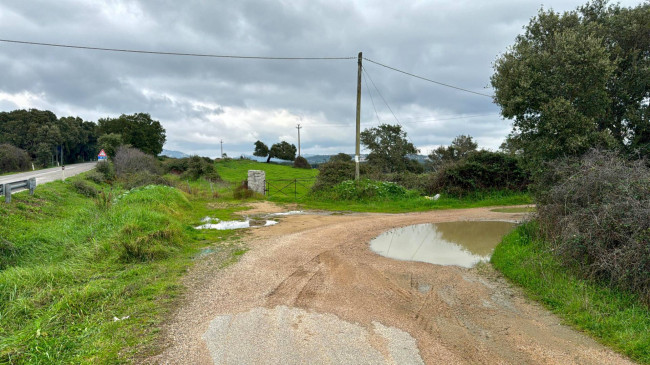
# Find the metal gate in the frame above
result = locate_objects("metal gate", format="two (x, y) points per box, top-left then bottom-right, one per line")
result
(265, 178), (315, 198)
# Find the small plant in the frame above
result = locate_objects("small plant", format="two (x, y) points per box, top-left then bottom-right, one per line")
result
(95, 189), (114, 210)
(0, 238), (19, 270)
(85, 171), (106, 184)
(233, 184), (254, 199)
(71, 179), (98, 197)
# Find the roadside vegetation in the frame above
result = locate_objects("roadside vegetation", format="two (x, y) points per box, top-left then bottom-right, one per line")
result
(489, 1), (649, 363)
(0, 152), (246, 363)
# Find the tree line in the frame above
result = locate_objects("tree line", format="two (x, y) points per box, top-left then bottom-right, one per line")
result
(0, 109), (166, 172)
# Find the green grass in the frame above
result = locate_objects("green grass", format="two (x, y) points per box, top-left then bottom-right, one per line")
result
(0, 174), (247, 363)
(491, 223), (650, 364)
(302, 190), (531, 213)
(216, 159), (318, 182)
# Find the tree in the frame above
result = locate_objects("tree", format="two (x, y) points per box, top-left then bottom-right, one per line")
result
(98, 133), (123, 159)
(253, 140), (269, 161)
(360, 124), (418, 173)
(97, 113), (166, 155)
(428, 135), (478, 170)
(269, 141), (297, 162)
(491, 1), (650, 168)
(330, 153), (352, 162)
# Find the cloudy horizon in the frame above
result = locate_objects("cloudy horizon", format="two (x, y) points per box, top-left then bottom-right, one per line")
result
(0, 0), (642, 158)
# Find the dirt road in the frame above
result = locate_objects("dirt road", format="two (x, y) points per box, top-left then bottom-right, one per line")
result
(148, 204), (633, 364)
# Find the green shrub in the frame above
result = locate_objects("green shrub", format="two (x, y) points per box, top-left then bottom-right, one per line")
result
(327, 179), (414, 201)
(293, 156), (311, 169)
(70, 179), (98, 197)
(428, 150), (529, 196)
(95, 161), (115, 181)
(84, 171), (106, 184)
(162, 155), (220, 181)
(0, 144), (30, 173)
(379, 172), (428, 191)
(233, 184), (254, 199)
(121, 172), (174, 190)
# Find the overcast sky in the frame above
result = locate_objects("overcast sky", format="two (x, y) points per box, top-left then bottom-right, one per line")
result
(0, 0), (642, 158)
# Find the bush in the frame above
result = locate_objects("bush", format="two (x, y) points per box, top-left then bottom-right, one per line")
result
(113, 146), (161, 178)
(427, 150), (529, 196)
(536, 150), (650, 304)
(378, 172), (428, 191)
(95, 161), (115, 181)
(162, 155), (220, 181)
(326, 179), (414, 201)
(233, 184), (254, 199)
(121, 172), (174, 190)
(70, 179), (98, 197)
(0, 144), (30, 173)
(84, 171), (106, 184)
(293, 156), (311, 169)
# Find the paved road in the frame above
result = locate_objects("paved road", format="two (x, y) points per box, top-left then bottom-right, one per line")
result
(0, 162), (97, 188)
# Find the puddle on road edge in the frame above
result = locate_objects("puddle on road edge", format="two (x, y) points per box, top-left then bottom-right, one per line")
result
(196, 217), (278, 230)
(370, 221), (516, 268)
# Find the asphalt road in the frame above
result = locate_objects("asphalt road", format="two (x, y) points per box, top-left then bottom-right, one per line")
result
(0, 162), (97, 189)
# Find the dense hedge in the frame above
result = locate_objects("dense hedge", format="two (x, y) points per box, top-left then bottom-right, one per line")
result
(161, 155), (220, 181)
(428, 151), (529, 196)
(536, 150), (650, 304)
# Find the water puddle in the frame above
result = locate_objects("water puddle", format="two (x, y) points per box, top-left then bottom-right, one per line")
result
(195, 217), (278, 230)
(370, 221), (516, 268)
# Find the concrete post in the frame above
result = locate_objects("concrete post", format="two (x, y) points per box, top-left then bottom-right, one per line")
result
(247, 170), (266, 195)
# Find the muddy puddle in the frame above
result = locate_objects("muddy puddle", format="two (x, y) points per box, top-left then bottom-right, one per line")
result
(370, 221), (516, 268)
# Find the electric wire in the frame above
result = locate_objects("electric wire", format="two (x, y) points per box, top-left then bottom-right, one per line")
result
(362, 66), (416, 146)
(363, 57), (494, 98)
(0, 39), (356, 60)
(362, 71), (383, 125)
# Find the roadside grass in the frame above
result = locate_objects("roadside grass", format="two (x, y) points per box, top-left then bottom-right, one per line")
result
(215, 159), (532, 211)
(491, 222), (650, 364)
(301, 190), (531, 213)
(0, 174), (245, 363)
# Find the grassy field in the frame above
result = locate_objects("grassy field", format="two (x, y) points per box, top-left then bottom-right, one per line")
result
(214, 159), (532, 211)
(0, 175), (247, 363)
(491, 223), (650, 364)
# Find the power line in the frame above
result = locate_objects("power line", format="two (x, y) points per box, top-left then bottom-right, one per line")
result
(362, 71), (383, 125)
(362, 66), (416, 146)
(0, 39), (356, 60)
(363, 57), (494, 98)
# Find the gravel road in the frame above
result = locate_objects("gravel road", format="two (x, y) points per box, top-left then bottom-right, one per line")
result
(146, 203), (634, 365)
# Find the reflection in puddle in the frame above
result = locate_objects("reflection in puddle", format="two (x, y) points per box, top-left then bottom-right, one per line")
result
(195, 217), (278, 230)
(370, 221), (515, 268)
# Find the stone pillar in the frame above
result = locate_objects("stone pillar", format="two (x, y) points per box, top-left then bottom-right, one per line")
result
(247, 170), (266, 195)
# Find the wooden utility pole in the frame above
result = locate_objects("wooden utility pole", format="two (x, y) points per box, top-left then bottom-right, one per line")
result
(296, 123), (302, 156)
(220, 139), (223, 158)
(355, 52), (362, 180)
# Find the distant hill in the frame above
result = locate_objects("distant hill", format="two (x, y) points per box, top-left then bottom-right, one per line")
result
(160, 149), (189, 158)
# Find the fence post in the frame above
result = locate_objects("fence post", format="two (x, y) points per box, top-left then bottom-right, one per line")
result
(4, 184), (11, 203)
(294, 179), (297, 199)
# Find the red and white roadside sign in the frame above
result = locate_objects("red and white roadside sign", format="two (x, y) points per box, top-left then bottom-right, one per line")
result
(98, 149), (107, 161)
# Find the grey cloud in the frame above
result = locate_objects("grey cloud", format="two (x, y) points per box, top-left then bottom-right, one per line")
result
(0, 0), (641, 158)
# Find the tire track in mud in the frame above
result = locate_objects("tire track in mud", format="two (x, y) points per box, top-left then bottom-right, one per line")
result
(146, 206), (636, 365)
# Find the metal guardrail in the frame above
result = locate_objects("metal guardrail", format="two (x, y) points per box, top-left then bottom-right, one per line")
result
(1, 178), (36, 203)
